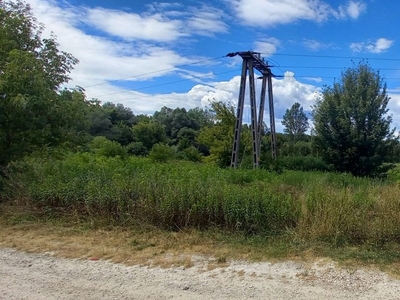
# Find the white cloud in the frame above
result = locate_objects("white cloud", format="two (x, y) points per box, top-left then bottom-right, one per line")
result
(27, 0), (224, 97)
(367, 38), (394, 53)
(350, 38), (394, 53)
(272, 72), (320, 112)
(388, 91), (400, 130)
(303, 77), (323, 83)
(85, 4), (228, 42)
(85, 8), (185, 42)
(302, 39), (333, 51)
(186, 6), (229, 36)
(24, 0), (318, 129)
(230, 0), (366, 27)
(345, 1), (366, 19)
(230, 0), (331, 27)
(253, 38), (280, 55)
(97, 71), (319, 122)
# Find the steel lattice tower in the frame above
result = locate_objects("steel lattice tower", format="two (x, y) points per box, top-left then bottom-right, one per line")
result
(227, 51), (276, 168)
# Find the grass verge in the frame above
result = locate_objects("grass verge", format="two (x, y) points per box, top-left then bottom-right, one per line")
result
(1, 202), (400, 278)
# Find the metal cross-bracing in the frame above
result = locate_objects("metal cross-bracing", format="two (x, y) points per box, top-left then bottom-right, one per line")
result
(226, 51), (277, 168)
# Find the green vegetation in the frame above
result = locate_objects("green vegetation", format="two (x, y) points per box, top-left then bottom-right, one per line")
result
(313, 62), (398, 177)
(281, 102), (309, 142)
(3, 153), (400, 249)
(0, 1), (89, 168)
(2, 0), (400, 268)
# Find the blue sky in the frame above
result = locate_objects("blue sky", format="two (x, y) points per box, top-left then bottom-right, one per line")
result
(28, 0), (400, 132)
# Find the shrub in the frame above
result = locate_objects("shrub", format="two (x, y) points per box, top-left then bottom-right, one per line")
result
(182, 146), (203, 162)
(89, 136), (127, 158)
(126, 142), (148, 156)
(148, 143), (175, 162)
(269, 155), (332, 172)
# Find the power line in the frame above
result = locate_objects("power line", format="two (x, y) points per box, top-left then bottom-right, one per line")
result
(97, 72), (400, 104)
(83, 55), (227, 89)
(268, 53), (400, 62)
(91, 68), (241, 99)
(275, 65), (400, 71)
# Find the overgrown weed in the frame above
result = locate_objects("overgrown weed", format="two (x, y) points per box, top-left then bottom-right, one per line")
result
(3, 153), (400, 252)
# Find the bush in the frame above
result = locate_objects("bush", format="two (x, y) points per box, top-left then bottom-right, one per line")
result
(89, 136), (127, 158)
(182, 146), (203, 162)
(268, 155), (332, 172)
(126, 142), (148, 156)
(148, 143), (175, 162)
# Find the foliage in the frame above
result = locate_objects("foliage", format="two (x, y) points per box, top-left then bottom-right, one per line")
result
(5, 153), (400, 248)
(0, 1), (89, 167)
(198, 101), (252, 167)
(267, 155), (332, 172)
(313, 62), (398, 177)
(182, 146), (203, 162)
(126, 142), (148, 156)
(281, 102), (309, 141)
(132, 121), (167, 151)
(89, 136), (127, 158)
(87, 101), (135, 146)
(280, 141), (312, 157)
(148, 143), (175, 162)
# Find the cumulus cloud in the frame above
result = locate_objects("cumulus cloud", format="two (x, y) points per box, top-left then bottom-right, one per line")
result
(229, 0), (366, 27)
(253, 38), (280, 55)
(97, 71), (320, 119)
(350, 38), (394, 53)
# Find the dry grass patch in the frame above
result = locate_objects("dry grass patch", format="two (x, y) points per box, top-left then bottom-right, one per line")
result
(1, 203), (400, 278)
(0, 204), (242, 267)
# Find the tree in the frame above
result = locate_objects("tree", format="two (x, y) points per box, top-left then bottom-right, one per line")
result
(312, 62), (397, 177)
(132, 121), (167, 151)
(281, 102), (309, 141)
(0, 1), (83, 167)
(197, 101), (252, 167)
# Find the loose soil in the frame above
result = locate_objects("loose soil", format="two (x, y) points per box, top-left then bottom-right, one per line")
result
(1, 247), (400, 299)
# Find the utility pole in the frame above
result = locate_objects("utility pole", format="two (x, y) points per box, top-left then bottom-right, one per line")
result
(227, 51), (276, 168)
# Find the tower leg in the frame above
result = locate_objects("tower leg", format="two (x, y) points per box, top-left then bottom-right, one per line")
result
(267, 75), (277, 159)
(248, 60), (259, 168)
(257, 74), (267, 162)
(231, 59), (248, 168)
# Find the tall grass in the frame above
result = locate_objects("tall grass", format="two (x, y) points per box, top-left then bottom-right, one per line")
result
(3, 152), (400, 246)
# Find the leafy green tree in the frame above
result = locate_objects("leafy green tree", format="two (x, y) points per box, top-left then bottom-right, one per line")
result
(187, 107), (213, 128)
(281, 102), (309, 141)
(197, 101), (251, 167)
(87, 102), (135, 146)
(102, 102), (136, 127)
(126, 142), (148, 156)
(132, 121), (167, 151)
(0, 1), (83, 167)
(312, 63), (397, 177)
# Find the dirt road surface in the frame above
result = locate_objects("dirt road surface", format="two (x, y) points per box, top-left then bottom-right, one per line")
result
(1, 248), (400, 299)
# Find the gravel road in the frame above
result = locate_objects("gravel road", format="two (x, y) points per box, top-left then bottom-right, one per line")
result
(1, 248), (400, 299)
